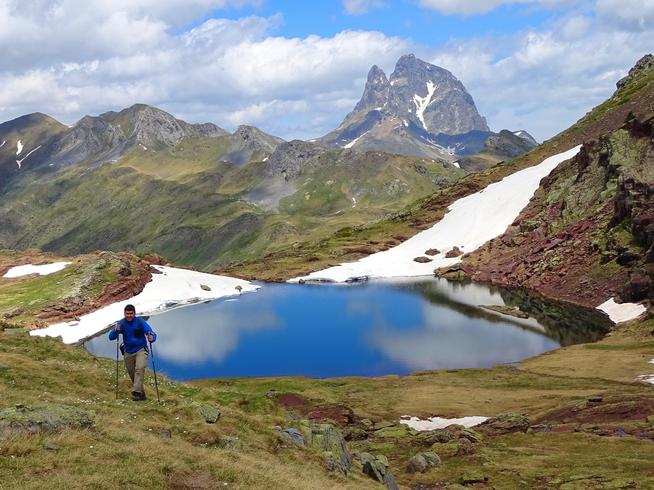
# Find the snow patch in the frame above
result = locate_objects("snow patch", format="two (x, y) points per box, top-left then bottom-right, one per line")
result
(596, 297), (646, 323)
(452, 161), (460, 169)
(16, 145), (41, 169)
(263, 156), (269, 162)
(292, 146), (581, 283)
(400, 415), (488, 431)
(352, 197), (357, 208)
(0, 140), (5, 149)
(344, 131), (369, 149)
(413, 81), (436, 131)
(3, 262), (72, 278)
(31, 265), (259, 344)
(16, 140), (23, 155)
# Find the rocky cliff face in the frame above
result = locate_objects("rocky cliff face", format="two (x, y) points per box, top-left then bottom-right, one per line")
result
(386, 54), (489, 135)
(266, 140), (328, 180)
(460, 115), (654, 307)
(455, 54), (654, 308)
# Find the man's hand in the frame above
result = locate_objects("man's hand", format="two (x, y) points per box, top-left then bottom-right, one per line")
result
(146, 333), (154, 343)
(113, 322), (120, 332)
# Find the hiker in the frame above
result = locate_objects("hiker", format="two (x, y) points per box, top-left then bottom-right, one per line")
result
(108, 304), (157, 401)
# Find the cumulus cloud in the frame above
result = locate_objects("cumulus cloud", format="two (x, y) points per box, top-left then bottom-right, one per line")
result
(596, 0), (654, 31)
(423, 3), (654, 140)
(342, 0), (386, 15)
(0, 3), (409, 140)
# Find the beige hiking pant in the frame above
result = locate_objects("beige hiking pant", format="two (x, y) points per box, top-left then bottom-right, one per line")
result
(124, 348), (148, 395)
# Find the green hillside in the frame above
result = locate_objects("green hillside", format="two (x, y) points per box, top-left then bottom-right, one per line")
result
(0, 136), (463, 270)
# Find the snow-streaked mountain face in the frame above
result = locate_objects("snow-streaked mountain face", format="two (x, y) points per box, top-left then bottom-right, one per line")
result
(320, 54), (494, 159)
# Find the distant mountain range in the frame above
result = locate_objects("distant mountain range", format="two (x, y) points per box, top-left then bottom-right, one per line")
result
(0, 54), (536, 186)
(0, 53), (540, 270)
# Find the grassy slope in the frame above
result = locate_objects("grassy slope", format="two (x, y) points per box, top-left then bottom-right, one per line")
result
(1, 317), (653, 489)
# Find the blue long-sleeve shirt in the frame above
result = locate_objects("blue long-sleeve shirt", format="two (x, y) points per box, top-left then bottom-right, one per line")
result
(108, 317), (157, 354)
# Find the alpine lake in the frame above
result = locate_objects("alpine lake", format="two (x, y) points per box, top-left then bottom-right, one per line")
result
(84, 277), (612, 381)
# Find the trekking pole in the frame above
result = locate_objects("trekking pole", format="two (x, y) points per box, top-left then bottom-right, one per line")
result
(148, 339), (161, 403)
(115, 327), (120, 400)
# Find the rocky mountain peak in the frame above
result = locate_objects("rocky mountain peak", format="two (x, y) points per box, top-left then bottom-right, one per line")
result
(320, 54), (493, 159)
(353, 65), (391, 113)
(616, 54), (654, 92)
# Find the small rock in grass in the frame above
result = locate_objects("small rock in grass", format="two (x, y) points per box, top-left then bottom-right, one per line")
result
(196, 404), (221, 424)
(216, 435), (241, 450)
(406, 452), (441, 473)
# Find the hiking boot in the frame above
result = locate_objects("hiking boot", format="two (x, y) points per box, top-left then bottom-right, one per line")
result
(131, 391), (146, 401)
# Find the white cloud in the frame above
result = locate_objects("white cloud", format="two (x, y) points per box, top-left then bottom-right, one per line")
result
(423, 3), (654, 140)
(596, 0), (654, 31)
(418, 0), (569, 15)
(0, 6), (409, 139)
(342, 0), (386, 15)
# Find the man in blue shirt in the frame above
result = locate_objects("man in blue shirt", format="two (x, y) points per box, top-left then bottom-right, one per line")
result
(108, 304), (157, 401)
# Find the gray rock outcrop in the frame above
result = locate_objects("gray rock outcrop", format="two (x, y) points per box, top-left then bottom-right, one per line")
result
(266, 140), (327, 179)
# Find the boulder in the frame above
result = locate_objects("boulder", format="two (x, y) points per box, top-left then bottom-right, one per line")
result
(308, 423), (352, 474)
(406, 451), (441, 473)
(425, 248), (440, 256)
(414, 428), (455, 445)
(360, 453), (399, 490)
(445, 246), (463, 258)
(435, 265), (467, 280)
(196, 404), (221, 424)
(477, 412), (530, 435)
(431, 438), (476, 458)
(280, 427), (306, 446)
(413, 256), (432, 263)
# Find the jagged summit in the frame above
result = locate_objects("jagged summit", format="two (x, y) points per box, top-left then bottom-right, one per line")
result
(319, 54), (503, 160)
(352, 65), (390, 114)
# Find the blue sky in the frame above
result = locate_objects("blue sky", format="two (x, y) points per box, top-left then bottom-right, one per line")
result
(0, 0), (652, 141)
(198, 1), (556, 44)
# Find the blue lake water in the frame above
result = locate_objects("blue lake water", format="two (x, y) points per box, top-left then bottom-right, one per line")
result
(84, 278), (610, 381)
